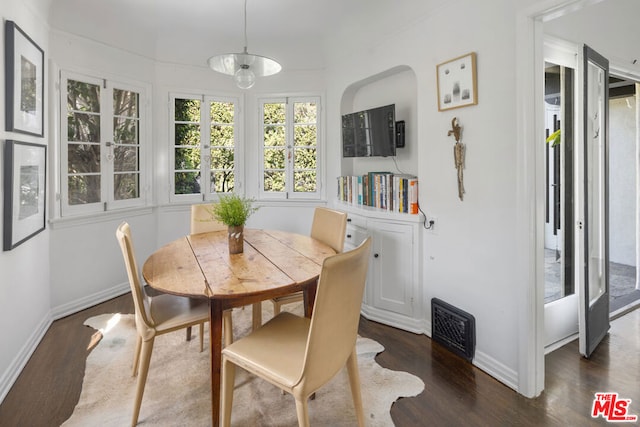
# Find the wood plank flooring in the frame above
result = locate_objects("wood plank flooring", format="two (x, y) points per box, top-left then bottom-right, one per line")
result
(0, 294), (638, 426)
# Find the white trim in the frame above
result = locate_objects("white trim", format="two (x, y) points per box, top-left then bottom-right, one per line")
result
(50, 282), (130, 320)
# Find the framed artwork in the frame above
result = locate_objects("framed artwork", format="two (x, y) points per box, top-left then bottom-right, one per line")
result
(436, 52), (478, 111)
(3, 140), (47, 251)
(4, 20), (45, 136)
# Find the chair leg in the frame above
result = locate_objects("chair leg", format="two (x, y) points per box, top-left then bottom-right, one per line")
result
(131, 337), (154, 427)
(199, 322), (204, 352)
(272, 299), (282, 316)
(220, 356), (236, 427)
(223, 310), (233, 347)
(346, 349), (365, 427)
(294, 396), (311, 427)
(132, 335), (142, 377)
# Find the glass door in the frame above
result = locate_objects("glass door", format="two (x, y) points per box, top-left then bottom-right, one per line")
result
(579, 45), (610, 358)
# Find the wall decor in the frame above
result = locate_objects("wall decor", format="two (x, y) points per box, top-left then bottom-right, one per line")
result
(4, 20), (45, 136)
(447, 117), (465, 201)
(3, 140), (47, 251)
(437, 52), (477, 111)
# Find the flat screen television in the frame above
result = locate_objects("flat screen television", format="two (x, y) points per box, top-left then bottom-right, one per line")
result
(342, 104), (396, 157)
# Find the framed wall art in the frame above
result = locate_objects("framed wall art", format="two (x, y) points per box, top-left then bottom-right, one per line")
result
(3, 140), (47, 251)
(436, 52), (478, 111)
(5, 20), (45, 136)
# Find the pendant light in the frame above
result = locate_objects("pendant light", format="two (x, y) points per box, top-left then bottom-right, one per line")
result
(207, 0), (281, 89)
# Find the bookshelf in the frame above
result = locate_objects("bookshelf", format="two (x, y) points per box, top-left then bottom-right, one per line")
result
(337, 172), (419, 215)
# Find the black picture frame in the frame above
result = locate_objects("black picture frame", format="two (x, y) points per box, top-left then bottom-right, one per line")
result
(3, 140), (47, 251)
(4, 20), (45, 137)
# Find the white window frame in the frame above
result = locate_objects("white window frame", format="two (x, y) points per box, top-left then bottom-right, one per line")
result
(169, 93), (244, 204)
(258, 96), (323, 200)
(59, 70), (148, 217)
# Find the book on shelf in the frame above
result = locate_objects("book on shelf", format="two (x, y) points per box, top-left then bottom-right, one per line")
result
(337, 172), (419, 214)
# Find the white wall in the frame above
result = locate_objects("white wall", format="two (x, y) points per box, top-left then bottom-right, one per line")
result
(609, 96), (637, 266)
(326, 0), (522, 389)
(0, 0), (52, 402)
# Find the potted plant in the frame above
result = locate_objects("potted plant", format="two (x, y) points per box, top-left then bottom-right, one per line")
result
(208, 194), (258, 254)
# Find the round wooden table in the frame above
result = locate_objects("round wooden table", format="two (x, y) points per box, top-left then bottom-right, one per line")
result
(142, 228), (335, 426)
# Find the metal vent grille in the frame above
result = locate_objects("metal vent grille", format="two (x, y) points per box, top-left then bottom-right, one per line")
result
(431, 298), (476, 362)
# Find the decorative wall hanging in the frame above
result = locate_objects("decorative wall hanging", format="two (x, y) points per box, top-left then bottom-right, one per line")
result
(3, 140), (47, 250)
(447, 118), (465, 201)
(4, 20), (45, 136)
(437, 52), (477, 111)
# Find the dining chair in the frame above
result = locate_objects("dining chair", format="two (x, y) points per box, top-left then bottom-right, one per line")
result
(220, 237), (372, 427)
(270, 207), (348, 316)
(190, 204), (237, 346)
(116, 221), (210, 426)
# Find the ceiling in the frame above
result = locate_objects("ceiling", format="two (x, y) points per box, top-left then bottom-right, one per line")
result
(45, 0), (640, 76)
(47, 0), (446, 71)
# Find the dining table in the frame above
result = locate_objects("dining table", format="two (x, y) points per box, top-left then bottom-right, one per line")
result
(141, 228), (336, 426)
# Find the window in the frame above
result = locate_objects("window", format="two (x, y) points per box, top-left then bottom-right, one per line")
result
(170, 94), (241, 202)
(60, 71), (147, 216)
(260, 97), (321, 199)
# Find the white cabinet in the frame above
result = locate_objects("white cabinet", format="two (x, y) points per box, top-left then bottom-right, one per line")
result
(339, 203), (423, 333)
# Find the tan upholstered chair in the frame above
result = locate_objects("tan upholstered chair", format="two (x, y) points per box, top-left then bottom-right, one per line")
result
(220, 237), (372, 427)
(116, 222), (210, 426)
(189, 204), (234, 346)
(270, 207), (348, 316)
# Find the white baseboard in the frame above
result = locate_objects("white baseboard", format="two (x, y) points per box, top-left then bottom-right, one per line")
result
(472, 350), (519, 392)
(51, 282), (130, 320)
(0, 313), (51, 404)
(0, 282), (130, 405)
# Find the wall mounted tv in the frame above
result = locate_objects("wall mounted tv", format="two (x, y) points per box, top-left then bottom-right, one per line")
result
(342, 104), (396, 157)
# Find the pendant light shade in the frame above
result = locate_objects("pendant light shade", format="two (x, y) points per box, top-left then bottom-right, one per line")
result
(207, 0), (281, 89)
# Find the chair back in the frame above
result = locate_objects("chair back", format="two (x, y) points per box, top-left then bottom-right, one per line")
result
(310, 207), (347, 253)
(190, 204), (226, 235)
(299, 237), (371, 393)
(116, 222), (154, 336)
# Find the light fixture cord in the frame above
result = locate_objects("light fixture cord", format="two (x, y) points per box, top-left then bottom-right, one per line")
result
(243, 0), (248, 53)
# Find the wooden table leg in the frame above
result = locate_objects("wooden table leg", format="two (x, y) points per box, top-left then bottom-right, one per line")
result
(303, 279), (318, 318)
(209, 299), (223, 427)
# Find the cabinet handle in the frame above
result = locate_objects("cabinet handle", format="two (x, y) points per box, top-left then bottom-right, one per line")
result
(374, 253), (379, 258)
(347, 218), (352, 222)
(347, 234), (352, 238)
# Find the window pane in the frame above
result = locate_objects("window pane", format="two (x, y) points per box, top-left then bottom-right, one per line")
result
(68, 175), (100, 204)
(68, 144), (100, 173)
(175, 147), (200, 169)
(68, 112), (100, 142)
(175, 172), (201, 194)
(211, 124), (234, 147)
(114, 173), (139, 200)
(294, 148), (316, 169)
(114, 146), (138, 172)
(211, 148), (234, 169)
(294, 171), (316, 192)
(175, 99), (200, 121)
(264, 148), (285, 169)
(114, 118), (139, 144)
(294, 102), (316, 123)
(175, 124), (200, 146)
(264, 125), (285, 146)
(264, 171), (285, 192)
(113, 89), (138, 117)
(211, 101), (234, 124)
(211, 170), (234, 193)
(294, 125), (317, 146)
(264, 103), (285, 124)
(67, 80), (100, 112)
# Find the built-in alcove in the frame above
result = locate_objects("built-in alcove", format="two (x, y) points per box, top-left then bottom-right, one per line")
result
(340, 65), (419, 179)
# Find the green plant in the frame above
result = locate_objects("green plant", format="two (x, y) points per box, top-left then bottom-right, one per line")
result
(546, 129), (561, 146)
(208, 194), (258, 227)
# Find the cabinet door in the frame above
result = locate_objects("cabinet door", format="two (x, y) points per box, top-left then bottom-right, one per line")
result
(369, 220), (414, 316)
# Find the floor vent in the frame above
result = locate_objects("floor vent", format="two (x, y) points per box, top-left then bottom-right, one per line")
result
(431, 298), (476, 362)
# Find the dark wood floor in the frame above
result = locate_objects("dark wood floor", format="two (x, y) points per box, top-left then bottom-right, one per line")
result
(1, 294), (638, 426)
